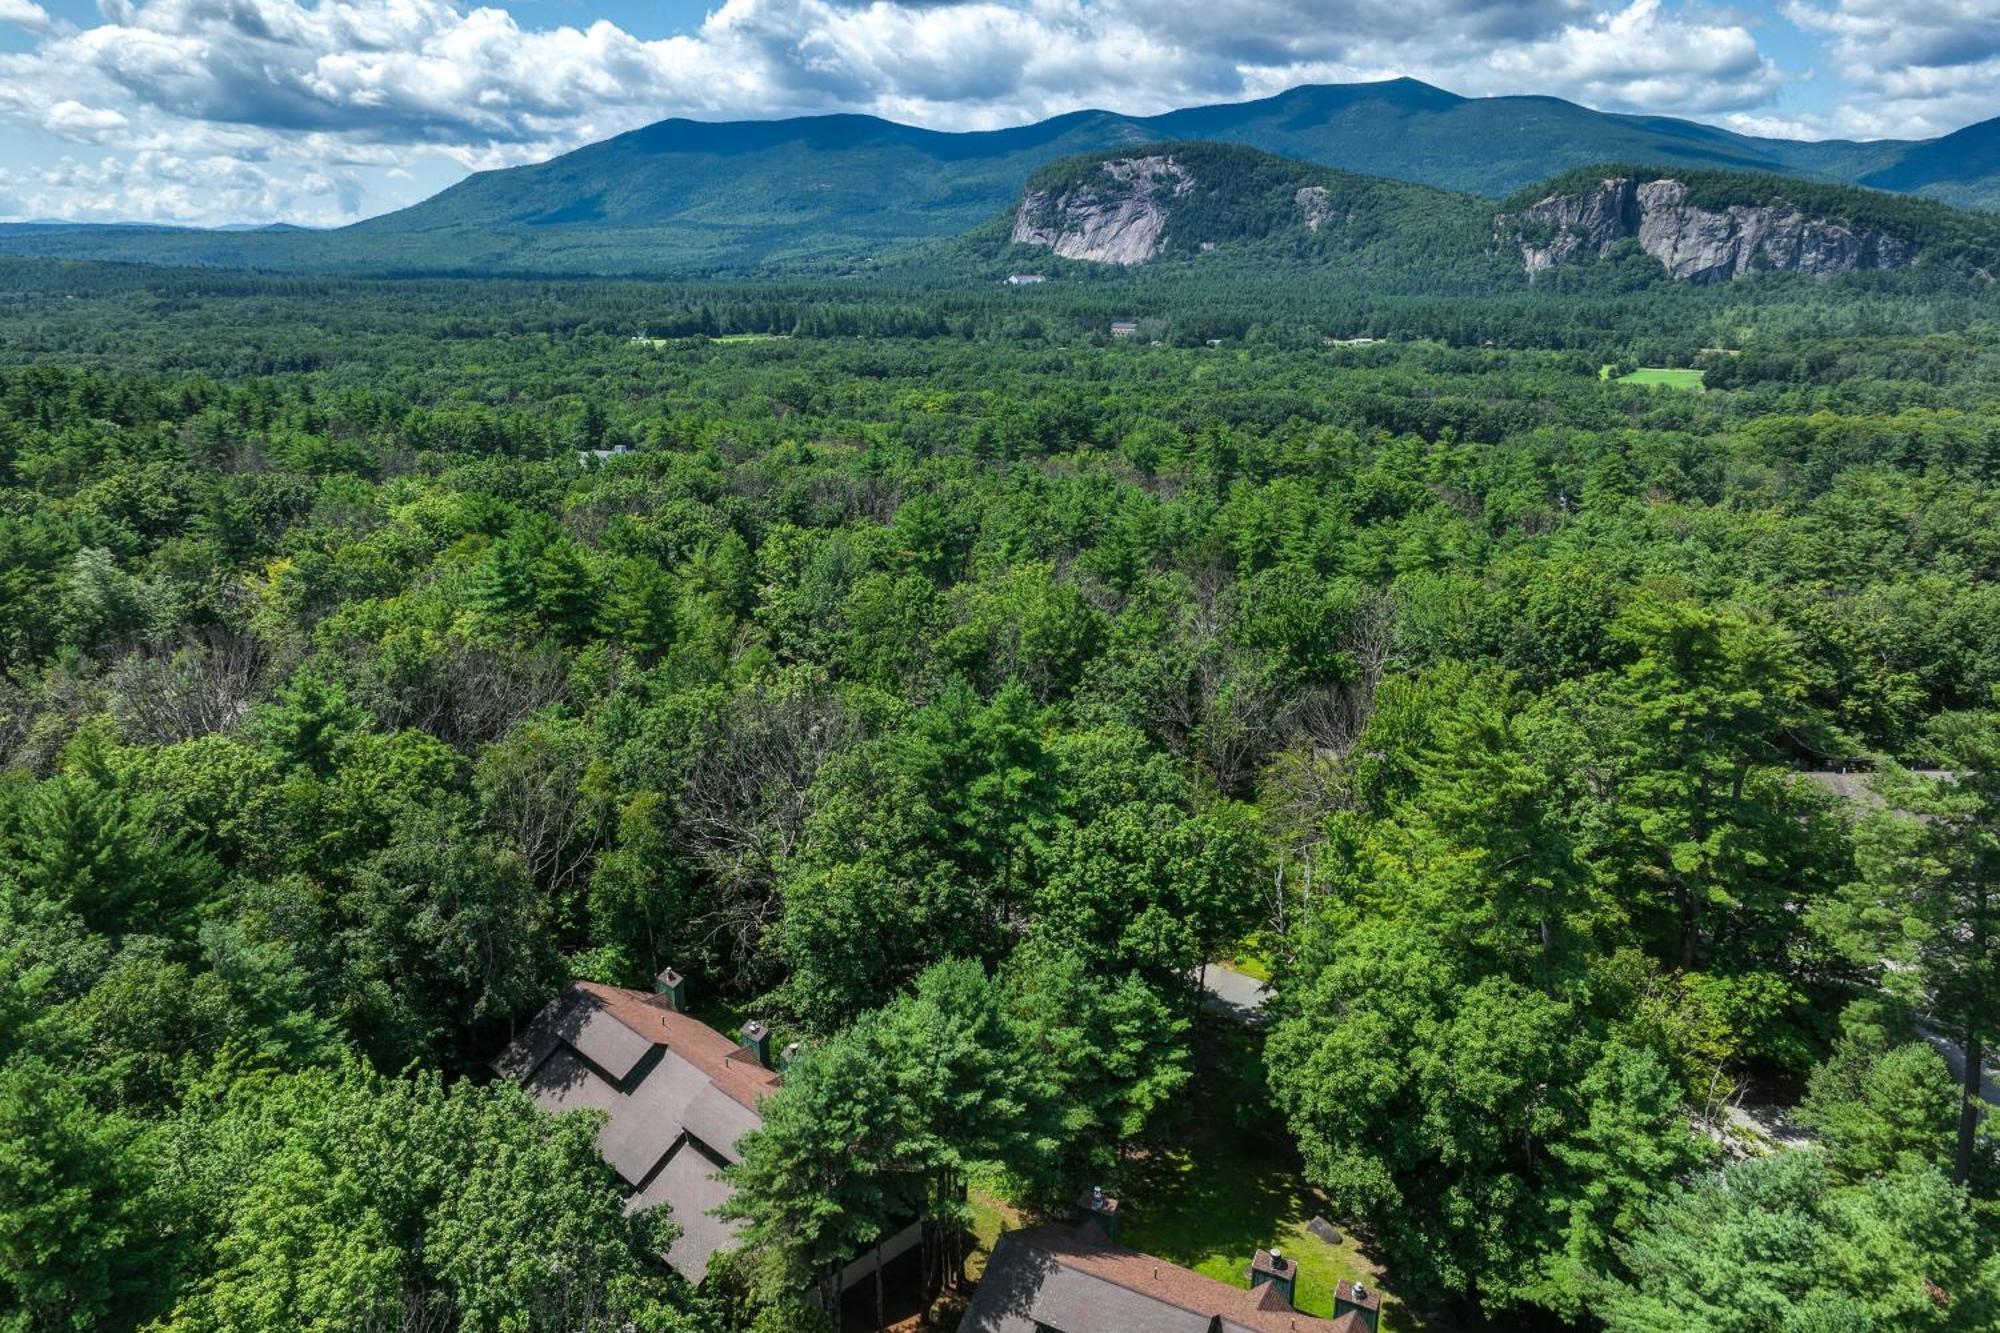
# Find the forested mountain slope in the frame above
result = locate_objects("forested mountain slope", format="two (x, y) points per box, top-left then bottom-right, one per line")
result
(1496, 166), (2000, 283)
(996, 142), (1496, 272)
(1, 79), (1997, 275)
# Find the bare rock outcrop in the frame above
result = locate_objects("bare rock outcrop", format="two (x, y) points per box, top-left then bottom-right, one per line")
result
(1296, 185), (1337, 232)
(1011, 155), (1195, 265)
(1496, 176), (1915, 282)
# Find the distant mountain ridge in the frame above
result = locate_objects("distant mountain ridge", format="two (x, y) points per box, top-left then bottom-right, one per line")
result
(2, 78), (1997, 276)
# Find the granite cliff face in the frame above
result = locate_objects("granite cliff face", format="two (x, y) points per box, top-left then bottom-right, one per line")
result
(1010, 154), (1367, 263)
(1497, 177), (1916, 282)
(1011, 155), (1196, 265)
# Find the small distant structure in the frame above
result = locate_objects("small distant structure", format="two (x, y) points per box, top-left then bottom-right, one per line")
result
(1005, 272), (1047, 285)
(1205, 338), (1226, 347)
(1110, 320), (1140, 338)
(1323, 335), (1382, 346)
(578, 445), (631, 463)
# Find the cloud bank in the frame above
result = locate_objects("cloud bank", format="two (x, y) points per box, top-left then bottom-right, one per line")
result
(0, 0), (1989, 225)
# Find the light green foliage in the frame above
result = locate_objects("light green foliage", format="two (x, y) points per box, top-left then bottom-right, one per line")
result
(1599, 1151), (2000, 1332)
(158, 1063), (697, 1333)
(1799, 1036), (1961, 1180)
(1268, 920), (1709, 1315)
(0, 1059), (162, 1332)
(1615, 367), (1706, 390)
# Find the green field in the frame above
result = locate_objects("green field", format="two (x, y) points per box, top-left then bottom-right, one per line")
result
(1600, 364), (1706, 390)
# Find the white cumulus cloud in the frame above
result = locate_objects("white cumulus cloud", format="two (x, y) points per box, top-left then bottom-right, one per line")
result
(1785, 0), (2000, 137)
(0, 0), (1971, 225)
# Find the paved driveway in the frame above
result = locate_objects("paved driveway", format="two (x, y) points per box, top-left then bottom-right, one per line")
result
(1200, 963), (1273, 1026)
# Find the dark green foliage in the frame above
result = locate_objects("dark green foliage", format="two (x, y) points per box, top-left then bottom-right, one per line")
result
(0, 259), (1996, 1331)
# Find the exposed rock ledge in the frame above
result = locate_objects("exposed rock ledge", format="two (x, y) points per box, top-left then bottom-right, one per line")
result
(1011, 155), (1195, 265)
(1496, 177), (1915, 283)
(1296, 185), (1339, 233)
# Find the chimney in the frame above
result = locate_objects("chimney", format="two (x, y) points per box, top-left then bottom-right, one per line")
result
(739, 1020), (772, 1068)
(1250, 1248), (1297, 1309)
(1076, 1185), (1120, 1240)
(653, 967), (687, 1012)
(779, 1041), (801, 1071)
(1335, 1280), (1381, 1332)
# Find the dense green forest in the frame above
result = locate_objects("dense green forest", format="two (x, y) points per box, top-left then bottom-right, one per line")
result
(0, 258), (1997, 1332)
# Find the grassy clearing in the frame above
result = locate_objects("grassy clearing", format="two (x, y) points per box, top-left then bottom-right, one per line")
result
(711, 332), (791, 344)
(1223, 938), (1277, 983)
(1599, 364), (1705, 390)
(958, 1029), (1462, 1331)
(1117, 1028), (1434, 1331)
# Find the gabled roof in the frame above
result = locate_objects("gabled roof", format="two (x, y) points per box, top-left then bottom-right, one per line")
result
(960, 1222), (1367, 1333)
(495, 981), (782, 1280)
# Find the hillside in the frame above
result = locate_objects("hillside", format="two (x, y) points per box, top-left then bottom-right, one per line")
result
(1, 78), (1997, 276)
(992, 142), (1496, 276)
(1496, 166), (2000, 282)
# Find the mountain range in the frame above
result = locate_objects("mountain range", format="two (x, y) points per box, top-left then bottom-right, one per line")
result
(3, 78), (1998, 277)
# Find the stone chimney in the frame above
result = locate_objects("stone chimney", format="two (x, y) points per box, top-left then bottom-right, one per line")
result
(653, 967), (687, 1012)
(1249, 1248), (1296, 1309)
(1335, 1279), (1381, 1331)
(738, 1020), (772, 1068)
(1076, 1185), (1120, 1240)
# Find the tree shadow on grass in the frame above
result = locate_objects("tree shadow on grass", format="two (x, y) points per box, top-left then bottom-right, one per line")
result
(1117, 1024), (1480, 1333)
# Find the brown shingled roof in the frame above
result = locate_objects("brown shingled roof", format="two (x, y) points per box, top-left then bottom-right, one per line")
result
(570, 982), (781, 1110)
(960, 1221), (1366, 1333)
(493, 981), (783, 1281)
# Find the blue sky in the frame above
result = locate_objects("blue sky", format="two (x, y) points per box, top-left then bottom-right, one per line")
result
(2, 0), (1996, 226)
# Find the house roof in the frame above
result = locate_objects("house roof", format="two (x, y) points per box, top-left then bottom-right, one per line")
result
(959, 1222), (1367, 1333)
(494, 981), (782, 1281)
